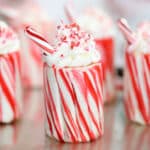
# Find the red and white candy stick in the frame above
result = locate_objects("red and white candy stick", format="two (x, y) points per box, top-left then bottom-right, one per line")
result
(64, 1), (77, 22)
(24, 26), (56, 88)
(43, 62), (104, 142)
(0, 6), (18, 20)
(25, 26), (55, 55)
(118, 18), (136, 44)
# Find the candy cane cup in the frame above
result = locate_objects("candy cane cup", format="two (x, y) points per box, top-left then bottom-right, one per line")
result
(0, 4), (55, 89)
(124, 50), (150, 125)
(43, 61), (104, 142)
(95, 37), (116, 103)
(0, 51), (22, 123)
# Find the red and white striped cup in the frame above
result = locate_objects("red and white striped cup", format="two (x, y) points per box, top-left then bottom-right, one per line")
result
(95, 37), (116, 103)
(0, 51), (22, 123)
(43, 61), (104, 142)
(124, 51), (150, 125)
(0, 4), (55, 89)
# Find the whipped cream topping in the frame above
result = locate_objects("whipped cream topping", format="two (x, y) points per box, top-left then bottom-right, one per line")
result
(138, 22), (150, 43)
(128, 23), (150, 54)
(76, 8), (115, 38)
(44, 23), (101, 67)
(0, 21), (20, 54)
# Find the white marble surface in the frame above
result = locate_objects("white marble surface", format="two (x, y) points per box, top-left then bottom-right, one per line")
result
(37, 0), (105, 21)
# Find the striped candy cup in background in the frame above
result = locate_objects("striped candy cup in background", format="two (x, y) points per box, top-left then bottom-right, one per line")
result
(0, 3), (55, 89)
(0, 51), (22, 123)
(43, 62), (104, 142)
(95, 38), (116, 103)
(124, 51), (150, 125)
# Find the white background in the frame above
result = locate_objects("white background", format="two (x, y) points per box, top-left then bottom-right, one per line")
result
(37, 0), (106, 21)
(37, 0), (150, 25)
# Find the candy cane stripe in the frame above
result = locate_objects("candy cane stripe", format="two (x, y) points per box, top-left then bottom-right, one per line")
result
(55, 70), (79, 140)
(124, 52), (150, 124)
(45, 70), (63, 141)
(44, 63), (103, 142)
(0, 52), (21, 123)
(0, 59), (16, 119)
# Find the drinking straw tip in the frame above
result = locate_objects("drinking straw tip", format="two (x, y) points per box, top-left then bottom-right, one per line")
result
(117, 18), (135, 44)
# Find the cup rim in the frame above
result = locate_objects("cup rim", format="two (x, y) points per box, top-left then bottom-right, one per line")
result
(44, 61), (103, 71)
(125, 49), (150, 56)
(0, 49), (19, 56)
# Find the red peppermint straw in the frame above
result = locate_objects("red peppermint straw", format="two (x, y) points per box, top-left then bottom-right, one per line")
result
(0, 6), (18, 20)
(25, 26), (55, 54)
(64, 1), (76, 22)
(118, 18), (136, 44)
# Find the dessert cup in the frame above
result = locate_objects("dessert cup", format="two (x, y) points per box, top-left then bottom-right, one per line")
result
(25, 22), (104, 142)
(124, 50), (150, 125)
(43, 61), (104, 142)
(95, 37), (115, 103)
(0, 22), (22, 123)
(0, 2), (55, 88)
(0, 51), (22, 123)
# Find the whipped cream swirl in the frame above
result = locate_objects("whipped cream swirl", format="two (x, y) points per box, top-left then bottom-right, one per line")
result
(44, 23), (101, 67)
(76, 8), (115, 38)
(0, 21), (20, 54)
(128, 22), (150, 54)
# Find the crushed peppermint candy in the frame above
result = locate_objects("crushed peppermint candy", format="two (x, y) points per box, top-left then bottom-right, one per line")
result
(55, 23), (94, 51)
(0, 22), (17, 45)
(43, 22), (101, 67)
(0, 21), (20, 54)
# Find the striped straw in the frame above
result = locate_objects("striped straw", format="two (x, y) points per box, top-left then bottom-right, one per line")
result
(0, 6), (18, 20)
(25, 26), (55, 54)
(118, 18), (136, 44)
(64, 1), (76, 22)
